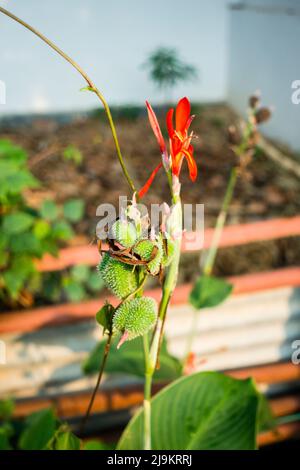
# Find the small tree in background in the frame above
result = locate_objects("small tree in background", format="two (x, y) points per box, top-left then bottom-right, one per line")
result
(143, 47), (198, 101)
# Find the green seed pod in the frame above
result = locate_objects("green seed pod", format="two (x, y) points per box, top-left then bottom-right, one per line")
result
(98, 253), (138, 299)
(134, 239), (155, 262)
(162, 238), (176, 267)
(147, 236), (163, 275)
(110, 220), (137, 248)
(113, 296), (158, 341)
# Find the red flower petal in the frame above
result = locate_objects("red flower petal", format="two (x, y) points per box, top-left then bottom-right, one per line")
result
(175, 97), (191, 133)
(138, 162), (163, 198)
(166, 108), (174, 137)
(146, 100), (166, 155)
(181, 147), (197, 182)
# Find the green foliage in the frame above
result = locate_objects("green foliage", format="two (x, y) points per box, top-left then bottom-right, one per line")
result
(82, 335), (182, 381)
(47, 425), (81, 450)
(0, 139), (85, 306)
(41, 265), (104, 304)
(118, 372), (261, 450)
(63, 199), (84, 223)
(96, 302), (115, 334)
(63, 145), (83, 166)
(143, 47), (197, 92)
(19, 408), (56, 450)
(189, 274), (233, 309)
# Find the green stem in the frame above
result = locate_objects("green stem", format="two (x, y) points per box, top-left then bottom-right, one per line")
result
(183, 166), (238, 361)
(0, 6), (136, 194)
(203, 167), (238, 276)
(143, 334), (152, 450)
(141, 196), (182, 450)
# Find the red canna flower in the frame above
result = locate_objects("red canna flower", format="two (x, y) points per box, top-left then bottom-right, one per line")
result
(139, 97), (197, 198)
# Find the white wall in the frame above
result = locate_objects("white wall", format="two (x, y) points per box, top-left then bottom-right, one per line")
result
(0, 0), (228, 115)
(228, 0), (300, 151)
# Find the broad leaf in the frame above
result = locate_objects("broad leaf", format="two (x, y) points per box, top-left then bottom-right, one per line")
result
(47, 427), (81, 450)
(83, 335), (182, 381)
(189, 275), (233, 309)
(2, 212), (34, 235)
(118, 372), (259, 450)
(19, 408), (56, 450)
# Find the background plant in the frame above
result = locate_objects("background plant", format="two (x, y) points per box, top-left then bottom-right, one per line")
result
(142, 47), (198, 101)
(0, 139), (86, 308)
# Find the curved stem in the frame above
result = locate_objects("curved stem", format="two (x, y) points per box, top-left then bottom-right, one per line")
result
(0, 6), (136, 194)
(80, 331), (113, 435)
(143, 333), (152, 450)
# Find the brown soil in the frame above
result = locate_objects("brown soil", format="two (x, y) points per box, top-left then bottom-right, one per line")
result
(1, 103), (300, 279)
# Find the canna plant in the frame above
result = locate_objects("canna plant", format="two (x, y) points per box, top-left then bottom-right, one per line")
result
(0, 7), (271, 450)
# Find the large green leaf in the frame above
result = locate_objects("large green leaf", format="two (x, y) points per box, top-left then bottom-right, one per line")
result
(19, 408), (56, 450)
(189, 275), (233, 309)
(63, 198), (84, 222)
(83, 335), (182, 381)
(117, 372), (259, 450)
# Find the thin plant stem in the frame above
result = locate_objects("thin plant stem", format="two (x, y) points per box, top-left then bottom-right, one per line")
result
(202, 166), (238, 276)
(142, 333), (152, 450)
(80, 331), (113, 435)
(0, 6), (136, 194)
(183, 166), (238, 361)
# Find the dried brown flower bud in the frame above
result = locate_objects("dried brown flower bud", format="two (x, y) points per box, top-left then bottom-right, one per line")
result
(255, 107), (271, 124)
(249, 95), (260, 109)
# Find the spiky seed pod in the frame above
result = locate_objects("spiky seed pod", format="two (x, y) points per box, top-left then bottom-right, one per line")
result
(113, 296), (158, 341)
(162, 238), (175, 267)
(147, 236), (163, 275)
(134, 239), (155, 262)
(110, 220), (137, 248)
(98, 253), (139, 299)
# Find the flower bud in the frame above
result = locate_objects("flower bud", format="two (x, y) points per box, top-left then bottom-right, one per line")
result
(255, 107), (271, 124)
(98, 253), (139, 299)
(113, 296), (158, 342)
(227, 125), (242, 146)
(249, 95), (260, 109)
(110, 220), (137, 248)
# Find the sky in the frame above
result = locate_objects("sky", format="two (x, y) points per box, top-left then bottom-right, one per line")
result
(0, 0), (229, 114)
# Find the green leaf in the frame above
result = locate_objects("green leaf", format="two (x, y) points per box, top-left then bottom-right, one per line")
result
(0, 425), (13, 450)
(63, 278), (86, 302)
(63, 198), (84, 222)
(117, 372), (259, 450)
(2, 212), (34, 234)
(48, 427), (81, 450)
(33, 220), (51, 239)
(86, 271), (104, 292)
(63, 146), (83, 166)
(257, 394), (275, 432)
(40, 200), (59, 221)
(189, 275), (233, 309)
(70, 264), (90, 283)
(0, 399), (15, 420)
(19, 408), (56, 450)
(3, 257), (35, 298)
(10, 232), (43, 256)
(95, 303), (115, 333)
(83, 440), (114, 450)
(83, 335), (182, 381)
(52, 220), (74, 240)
